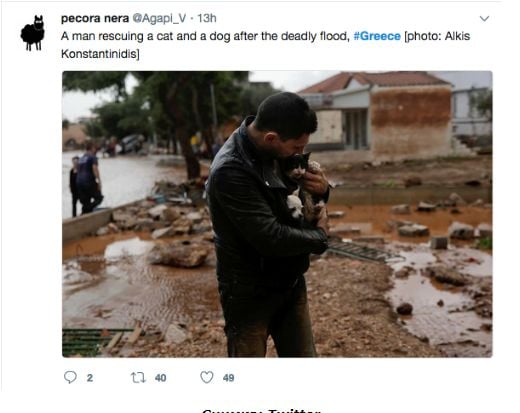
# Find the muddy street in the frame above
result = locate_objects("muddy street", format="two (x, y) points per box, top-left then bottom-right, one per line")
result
(62, 152), (193, 218)
(62, 198), (492, 357)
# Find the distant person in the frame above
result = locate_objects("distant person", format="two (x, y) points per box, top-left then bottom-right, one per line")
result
(76, 141), (104, 214)
(69, 156), (79, 217)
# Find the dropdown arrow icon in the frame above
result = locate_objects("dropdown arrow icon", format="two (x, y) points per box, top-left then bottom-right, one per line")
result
(480, 16), (489, 22)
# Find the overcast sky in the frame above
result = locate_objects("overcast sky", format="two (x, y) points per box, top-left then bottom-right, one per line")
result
(61, 71), (338, 122)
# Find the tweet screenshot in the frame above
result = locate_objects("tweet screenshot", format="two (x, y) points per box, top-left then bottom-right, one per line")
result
(0, 0), (518, 411)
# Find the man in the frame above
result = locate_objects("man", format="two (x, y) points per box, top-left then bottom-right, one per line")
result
(69, 156), (79, 217)
(76, 141), (104, 214)
(206, 92), (330, 357)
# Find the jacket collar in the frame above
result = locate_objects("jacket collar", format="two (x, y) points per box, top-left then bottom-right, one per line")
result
(236, 116), (287, 190)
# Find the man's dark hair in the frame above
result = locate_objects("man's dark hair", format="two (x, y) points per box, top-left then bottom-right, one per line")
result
(254, 92), (318, 141)
(85, 141), (95, 151)
(72, 156), (79, 161)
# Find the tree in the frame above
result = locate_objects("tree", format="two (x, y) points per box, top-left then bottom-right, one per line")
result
(63, 71), (249, 179)
(133, 71), (248, 178)
(470, 88), (492, 121)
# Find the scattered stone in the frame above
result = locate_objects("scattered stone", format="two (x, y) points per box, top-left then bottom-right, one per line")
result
(112, 211), (134, 222)
(395, 220), (415, 228)
(449, 222), (475, 240)
(96, 226), (110, 236)
(449, 193), (467, 206)
(477, 223), (492, 238)
(424, 266), (467, 286)
(396, 303), (413, 315)
(417, 202), (436, 212)
(161, 207), (182, 222)
(353, 236), (385, 243)
(171, 217), (193, 234)
(148, 204), (168, 219)
(430, 236), (448, 250)
(328, 211), (345, 219)
(151, 226), (175, 239)
(437, 299), (444, 307)
(395, 266), (413, 279)
(139, 200), (156, 209)
(134, 218), (155, 231)
(164, 323), (190, 344)
(192, 219), (213, 234)
(472, 199), (484, 207)
(148, 241), (208, 268)
(404, 177), (422, 187)
(450, 208), (461, 214)
(186, 211), (203, 223)
(330, 224), (361, 235)
(322, 293), (332, 300)
(398, 224), (430, 237)
(391, 204), (411, 214)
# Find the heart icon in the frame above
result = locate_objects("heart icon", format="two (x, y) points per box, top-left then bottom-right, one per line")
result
(200, 370), (214, 383)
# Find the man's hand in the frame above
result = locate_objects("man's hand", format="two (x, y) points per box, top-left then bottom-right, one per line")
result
(303, 169), (329, 196)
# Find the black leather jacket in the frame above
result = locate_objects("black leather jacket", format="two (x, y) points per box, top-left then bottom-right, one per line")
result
(206, 116), (328, 288)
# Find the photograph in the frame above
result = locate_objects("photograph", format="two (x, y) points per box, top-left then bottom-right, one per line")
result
(62, 70), (492, 358)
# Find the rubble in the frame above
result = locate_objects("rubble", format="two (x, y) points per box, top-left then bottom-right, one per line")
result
(391, 204), (411, 214)
(449, 222), (475, 240)
(430, 236), (448, 250)
(164, 323), (191, 344)
(477, 223), (492, 238)
(404, 176), (422, 187)
(398, 224), (430, 237)
(147, 240), (209, 268)
(397, 303), (413, 315)
(449, 193), (467, 206)
(395, 266), (414, 279)
(330, 224), (361, 235)
(417, 201), (436, 212)
(98, 180), (213, 236)
(423, 266), (467, 287)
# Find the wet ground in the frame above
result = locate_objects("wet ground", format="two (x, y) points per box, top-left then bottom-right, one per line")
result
(62, 152), (189, 218)
(63, 233), (219, 332)
(62, 202), (492, 357)
(385, 243), (492, 357)
(327, 204), (492, 243)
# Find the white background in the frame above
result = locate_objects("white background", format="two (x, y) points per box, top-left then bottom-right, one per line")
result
(1, 1), (518, 412)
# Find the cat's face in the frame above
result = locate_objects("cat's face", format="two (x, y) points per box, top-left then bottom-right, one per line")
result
(282, 153), (311, 180)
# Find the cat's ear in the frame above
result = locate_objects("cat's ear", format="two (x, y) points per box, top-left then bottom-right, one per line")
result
(303, 152), (311, 161)
(292, 188), (300, 197)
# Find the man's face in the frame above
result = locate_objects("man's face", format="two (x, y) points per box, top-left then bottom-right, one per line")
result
(266, 133), (310, 159)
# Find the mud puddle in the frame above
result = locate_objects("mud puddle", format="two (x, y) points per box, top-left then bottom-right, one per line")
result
(62, 234), (219, 331)
(327, 204), (492, 244)
(385, 242), (492, 357)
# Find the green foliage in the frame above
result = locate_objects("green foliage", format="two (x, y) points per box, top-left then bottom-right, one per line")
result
(239, 82), (281, 117)
(62, 71), (253, 178)
(476, 237), (492, 250)
(82, 118), (104, 139)
(469, 89), (492, 121)
(91, 95), (151, 139)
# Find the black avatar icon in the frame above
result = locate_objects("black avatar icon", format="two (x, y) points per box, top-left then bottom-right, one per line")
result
(21, 15), (45, 51)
